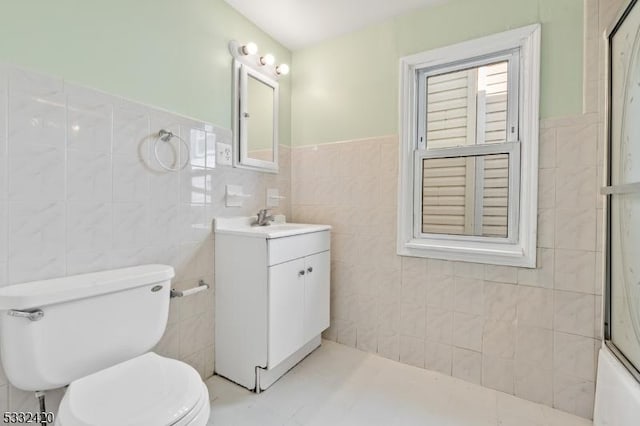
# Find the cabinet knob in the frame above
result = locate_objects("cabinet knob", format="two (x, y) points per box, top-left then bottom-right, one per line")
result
(298, 270), (305, 277)
(307, 267), (313, 273)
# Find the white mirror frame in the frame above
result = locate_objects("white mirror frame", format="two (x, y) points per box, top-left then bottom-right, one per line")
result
(230, 41), (280, 173)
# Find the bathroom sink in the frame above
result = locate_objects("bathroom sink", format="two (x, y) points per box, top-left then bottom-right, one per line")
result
(214, 216), (331, 239)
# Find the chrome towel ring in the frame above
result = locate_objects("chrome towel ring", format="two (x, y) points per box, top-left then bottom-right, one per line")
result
(154, 129), (190, 172)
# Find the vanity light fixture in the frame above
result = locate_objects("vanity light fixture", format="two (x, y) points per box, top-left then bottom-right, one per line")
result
(260, 54), (275, 66)
(241, 42), (258, 56)
(230, 40), (290, 78)
(276, 64), (290, 75)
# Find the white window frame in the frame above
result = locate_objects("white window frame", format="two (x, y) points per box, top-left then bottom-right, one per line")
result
(415, 50), (521, 151)
(397, 24), (540, 267)
(414, 142), (521, 242)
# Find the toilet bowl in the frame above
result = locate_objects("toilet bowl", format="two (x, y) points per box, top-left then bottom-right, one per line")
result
(0, 265), (210, 426)
(55, 353), (210, 426)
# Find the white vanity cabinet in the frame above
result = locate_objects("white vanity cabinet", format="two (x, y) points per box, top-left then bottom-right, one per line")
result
(268, 250), (330, 368)
(214, 217), (330, 391)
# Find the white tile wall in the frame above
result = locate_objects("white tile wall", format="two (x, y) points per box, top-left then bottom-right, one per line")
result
(0, 64), (291, 415)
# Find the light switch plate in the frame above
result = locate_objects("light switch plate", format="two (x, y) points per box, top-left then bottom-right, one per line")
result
(217, 142), (232, 166)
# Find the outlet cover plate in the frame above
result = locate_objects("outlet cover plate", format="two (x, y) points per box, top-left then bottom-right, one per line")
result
(217, 142), (232, 166)
(266, 188), (281, 208)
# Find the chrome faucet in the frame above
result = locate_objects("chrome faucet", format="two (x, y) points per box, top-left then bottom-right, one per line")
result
(254, 208), (274, 226)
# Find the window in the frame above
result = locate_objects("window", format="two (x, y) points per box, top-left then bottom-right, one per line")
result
(398, 25), (540, 267)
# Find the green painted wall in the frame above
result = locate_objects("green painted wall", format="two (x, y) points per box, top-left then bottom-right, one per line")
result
(0, 0), (584, 149)
(0, 0), (291, 146)
(292, 0), (583, 146)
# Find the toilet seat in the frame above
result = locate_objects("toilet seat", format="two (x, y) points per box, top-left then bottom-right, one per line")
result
(56, 352), (209, 426)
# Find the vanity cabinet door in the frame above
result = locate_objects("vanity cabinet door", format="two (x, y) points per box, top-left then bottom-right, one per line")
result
(267, 258), (306, 369)
(304, 251), (330, 342)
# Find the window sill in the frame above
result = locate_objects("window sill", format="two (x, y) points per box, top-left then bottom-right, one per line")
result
(398, 238), (536, 268)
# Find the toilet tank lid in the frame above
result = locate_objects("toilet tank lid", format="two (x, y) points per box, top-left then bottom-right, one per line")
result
(0, 265), (175, 310)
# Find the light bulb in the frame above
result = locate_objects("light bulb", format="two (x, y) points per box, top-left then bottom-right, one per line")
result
(276, 64), (290, 75)
(260, 54), (275, 66)
(241, 42), (258, 56)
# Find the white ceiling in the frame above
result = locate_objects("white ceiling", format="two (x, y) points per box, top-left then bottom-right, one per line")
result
(224, 0), (446, 51)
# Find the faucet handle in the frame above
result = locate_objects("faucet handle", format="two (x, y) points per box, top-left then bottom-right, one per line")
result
(254, 208), (275, 226)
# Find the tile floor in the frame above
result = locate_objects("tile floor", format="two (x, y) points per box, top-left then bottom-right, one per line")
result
(205, 340), (592, 426)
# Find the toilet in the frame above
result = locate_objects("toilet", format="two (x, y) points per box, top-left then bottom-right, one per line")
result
(0, 265), (210, 426)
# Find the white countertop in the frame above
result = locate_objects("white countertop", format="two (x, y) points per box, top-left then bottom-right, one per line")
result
(213, 215), (331, 239)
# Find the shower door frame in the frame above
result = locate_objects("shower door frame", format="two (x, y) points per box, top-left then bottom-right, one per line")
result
(604, 0), (640, 383)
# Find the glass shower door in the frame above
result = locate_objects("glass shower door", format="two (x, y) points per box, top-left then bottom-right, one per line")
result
(606, 0), (640, 379)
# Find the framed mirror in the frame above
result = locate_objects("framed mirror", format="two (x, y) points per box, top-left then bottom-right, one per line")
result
(233, 61), (279, 173)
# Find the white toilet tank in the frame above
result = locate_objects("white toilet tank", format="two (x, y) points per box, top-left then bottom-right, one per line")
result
(0, 265), (174, 391)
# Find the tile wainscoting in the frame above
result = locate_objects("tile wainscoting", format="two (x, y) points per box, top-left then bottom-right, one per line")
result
(0, 64), (291, 415)
(291, 112), (604, 418)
